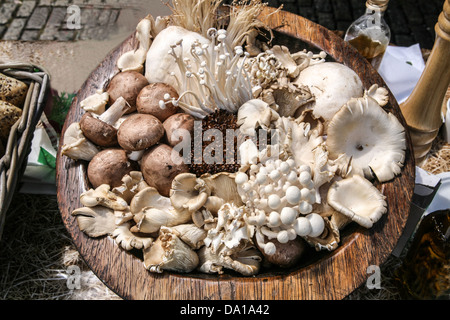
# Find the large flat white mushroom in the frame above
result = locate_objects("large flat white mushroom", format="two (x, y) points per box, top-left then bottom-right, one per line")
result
(327, 175), (387, 229)
(326, 96), (406, 182)
(294, 62), (364, 121)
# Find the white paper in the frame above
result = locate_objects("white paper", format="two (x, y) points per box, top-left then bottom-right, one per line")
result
(20, 127), (57, 194)
(423, 172), (450, 216)
(378, 44), (425, 104)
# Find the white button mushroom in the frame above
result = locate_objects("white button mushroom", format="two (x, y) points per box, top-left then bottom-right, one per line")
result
(298, 201), (313, 214)
(287, 171), (298, 183)
(268, 211), (281, 227)
(285, 185), (301, 205)
(279, 161), (290, 173)
(264, 184), (274, 194)
(235, 172), (249, 185)
(280, 207), (297, 225)
(267, 194), (281, 210)
(264, 242), (276, 255)
(287, 228), (297, 240)
(293, 216), (312, 237)
(277, 230), (289, 244)
(256, 172), (268, 184)
(269, 169), (281, 181)
(299, 171), (312, 186)
(307, 213), (325, 238)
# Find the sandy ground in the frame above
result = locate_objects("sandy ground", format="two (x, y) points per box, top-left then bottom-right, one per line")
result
(0, 1), (171, 94)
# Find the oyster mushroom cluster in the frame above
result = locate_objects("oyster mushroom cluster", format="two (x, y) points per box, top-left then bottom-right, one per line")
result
(62, 0), (407, 276)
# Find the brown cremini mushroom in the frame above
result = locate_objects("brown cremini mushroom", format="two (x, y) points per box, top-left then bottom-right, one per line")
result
(117, 113), (164, 151)
(163, 113), (195, 147)
(79, 96), (129, 147)
(140, 143), (189, 197)
(136, 83), (179, 122)
(87, 148), (139, 189)
(107, 71), (149, 113)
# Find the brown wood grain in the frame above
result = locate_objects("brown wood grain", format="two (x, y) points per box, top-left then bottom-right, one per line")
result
(56, 7), (415, 300)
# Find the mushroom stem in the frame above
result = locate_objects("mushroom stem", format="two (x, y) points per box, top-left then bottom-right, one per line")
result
(98, 96), (130, 125)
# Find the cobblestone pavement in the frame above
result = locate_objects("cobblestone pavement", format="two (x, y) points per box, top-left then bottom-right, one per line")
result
(0, 0), (444, 48)
(0, 0), (142, 41)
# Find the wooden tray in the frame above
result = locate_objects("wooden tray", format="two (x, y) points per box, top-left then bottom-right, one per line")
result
(56, 7), (415, 300)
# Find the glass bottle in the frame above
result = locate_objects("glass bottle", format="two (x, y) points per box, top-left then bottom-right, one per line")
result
(395, 209), (450, 300)
(344, 0), (391, 70)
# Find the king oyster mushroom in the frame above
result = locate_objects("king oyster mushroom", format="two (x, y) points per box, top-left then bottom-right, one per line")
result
(327, 174), (387, 229)
(326, 96), (406, 182)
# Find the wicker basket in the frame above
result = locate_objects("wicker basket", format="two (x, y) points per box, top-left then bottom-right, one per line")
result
(0, 63), (50, 240)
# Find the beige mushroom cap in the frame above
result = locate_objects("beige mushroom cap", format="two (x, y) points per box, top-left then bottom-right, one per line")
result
(326, 96), (406, 182)
(143, 226), (199, 273)
(327, 175), (387, 229)
(72, 206), (116, 238)
(170, 173), (210, 214)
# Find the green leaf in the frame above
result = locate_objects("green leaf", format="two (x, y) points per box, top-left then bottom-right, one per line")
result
(48, 92), (76, 128)
(38, 147), (56, 169)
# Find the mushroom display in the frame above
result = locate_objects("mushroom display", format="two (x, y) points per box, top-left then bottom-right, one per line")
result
(63, 0), (408, 278)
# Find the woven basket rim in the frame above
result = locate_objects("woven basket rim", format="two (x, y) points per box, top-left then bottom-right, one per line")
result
(0, 62), (50, 240)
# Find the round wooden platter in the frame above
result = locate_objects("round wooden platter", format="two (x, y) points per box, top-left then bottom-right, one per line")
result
(56, 6), (415, 300)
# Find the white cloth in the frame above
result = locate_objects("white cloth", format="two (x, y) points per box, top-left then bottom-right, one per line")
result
(378, 44), (425, 104)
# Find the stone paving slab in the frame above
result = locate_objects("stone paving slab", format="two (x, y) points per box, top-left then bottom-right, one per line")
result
(0, 0), (444, 49)
(0, 0), (142, 41)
